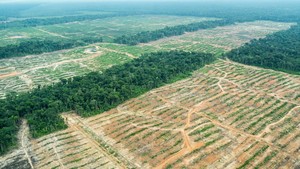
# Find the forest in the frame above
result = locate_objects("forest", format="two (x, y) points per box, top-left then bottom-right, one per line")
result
(114, 19), (234, 45)
(227, 23), (300, 74)
(0, 36), (103, 59)
(0, 50), (215, 155)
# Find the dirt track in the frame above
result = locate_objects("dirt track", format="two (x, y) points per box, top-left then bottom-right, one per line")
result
(34, 28), (69, 39)
(0, 71), (21, 79)
(20, 120), (35, 169)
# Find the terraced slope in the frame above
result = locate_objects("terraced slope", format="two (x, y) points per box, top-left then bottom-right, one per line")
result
(3, 59), (298, 169)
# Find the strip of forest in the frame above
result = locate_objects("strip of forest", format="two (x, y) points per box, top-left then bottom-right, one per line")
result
(0, 50), (215, 155)
(226, 23), (300, 74)
(113, 19), (234, 45)
(0, 13), (131, 30)
(0, 36), (103, 59)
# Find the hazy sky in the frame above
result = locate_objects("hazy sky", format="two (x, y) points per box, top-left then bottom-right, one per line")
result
(0, 0), (291, 2)
(0, 0), (298, 3)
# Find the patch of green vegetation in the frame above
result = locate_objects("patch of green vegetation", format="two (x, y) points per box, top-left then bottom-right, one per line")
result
(95, 52), (131, 67)
(189, 124), (215, 136)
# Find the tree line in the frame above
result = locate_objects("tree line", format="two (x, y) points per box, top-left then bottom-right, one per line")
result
(0, 13), (132, 30)
(226, 23), (300, 75)
(0, 50), (215, 155)
(0, 36), (103, 59)
(113, 19), (235, 45)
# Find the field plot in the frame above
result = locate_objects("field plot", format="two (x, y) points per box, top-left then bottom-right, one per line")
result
(2, 119), (123, 169)
(141, 21), (294, 56)
(0, 45), (135, 99)
(29, 121), (123, 169)
(40, 15), (216, 42)
(0, 15), (215, 46)
(57, 59), (298, 169)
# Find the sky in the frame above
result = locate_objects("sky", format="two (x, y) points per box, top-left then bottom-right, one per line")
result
(0, 0), (298, 3)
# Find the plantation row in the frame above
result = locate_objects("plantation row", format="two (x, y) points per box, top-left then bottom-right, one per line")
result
(0, 50), (215, 155)
(0, 76), (28, 99)
(208, 60), (300, 103)
(31, 127), (119, 169)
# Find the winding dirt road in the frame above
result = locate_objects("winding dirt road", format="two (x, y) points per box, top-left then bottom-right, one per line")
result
(259, 106), (300, 137)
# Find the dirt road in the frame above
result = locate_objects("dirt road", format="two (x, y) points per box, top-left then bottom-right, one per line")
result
(20, 120), (35, 169)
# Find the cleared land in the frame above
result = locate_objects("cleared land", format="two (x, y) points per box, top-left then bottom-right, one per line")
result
(0, 45), (132, 99)
(0, 21), (293, 99)
(0, 15), (216, 47)
(141, 21), (295, 56)
(75, 59), (300, 169)
(2, 59), (299, 169)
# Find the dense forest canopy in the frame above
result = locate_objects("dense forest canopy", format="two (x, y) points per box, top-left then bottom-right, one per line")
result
(0, 50), (215, 155)
(227, 23), (300, 74)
